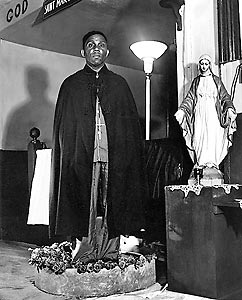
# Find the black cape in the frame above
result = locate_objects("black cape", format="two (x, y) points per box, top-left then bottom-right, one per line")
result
(49, 65), (147, 239)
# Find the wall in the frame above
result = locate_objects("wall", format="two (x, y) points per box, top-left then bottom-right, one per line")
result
(0, 39), (79, 150)
(0, 39), (168, 151)
(177, 0), (242, 113)
(176, 0), (219, 105)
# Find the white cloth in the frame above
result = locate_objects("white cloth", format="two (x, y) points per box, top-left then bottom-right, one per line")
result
(193, 75), (228, 167)
(93, 96), (108, 162)
(27, 149), (52, 225)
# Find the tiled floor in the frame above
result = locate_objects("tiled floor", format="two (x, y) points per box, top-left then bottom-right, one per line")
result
(0, 240), (211, 300)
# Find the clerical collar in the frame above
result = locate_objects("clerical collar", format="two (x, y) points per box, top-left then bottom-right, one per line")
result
(84, 64), (108, 75)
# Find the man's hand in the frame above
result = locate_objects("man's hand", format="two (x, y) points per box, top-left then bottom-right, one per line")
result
(175, 109), (185, 125)
(227, 108), (237, 122)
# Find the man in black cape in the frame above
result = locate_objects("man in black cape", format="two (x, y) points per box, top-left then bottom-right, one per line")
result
(49, 31), (147, 262)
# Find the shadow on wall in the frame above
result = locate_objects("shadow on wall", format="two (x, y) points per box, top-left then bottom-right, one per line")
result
(2, 65), (55, 150)
(178, 62), (197, 103)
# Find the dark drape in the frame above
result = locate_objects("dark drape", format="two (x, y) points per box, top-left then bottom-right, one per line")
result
(217, 0), (242, 64)
(145, 139), (185, 199)
(143, 138), (193, 243)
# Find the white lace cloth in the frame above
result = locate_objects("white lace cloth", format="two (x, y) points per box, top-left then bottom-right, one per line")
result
(167, 184), (240, 198)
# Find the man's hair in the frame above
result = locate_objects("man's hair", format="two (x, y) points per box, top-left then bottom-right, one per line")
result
(82, 31), (108, 48)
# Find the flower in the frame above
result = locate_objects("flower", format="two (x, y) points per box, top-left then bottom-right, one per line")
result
(29, 242), (155, 275)
(104, 261), (117, 270)
(135, 255), (146, 268)
(93, 261), (102, 273)
(86, 263), (94, 273)
(77, 263), (87, 274)
(118, 260), (126, 270)
(29, 242), (72, 275)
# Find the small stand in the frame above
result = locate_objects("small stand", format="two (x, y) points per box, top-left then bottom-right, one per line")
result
(27, 127), (46, 191)
(188, 166), (224, 186)
(194, 167), (203, 185)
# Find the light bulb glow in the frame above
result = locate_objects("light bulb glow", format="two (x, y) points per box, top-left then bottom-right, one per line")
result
(143, 57), (154, 74)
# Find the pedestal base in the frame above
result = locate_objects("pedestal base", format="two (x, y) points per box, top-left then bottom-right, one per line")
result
(34, 257), (156, 298)
(188, 166), (224, 186)
(165, 184), (242, 299)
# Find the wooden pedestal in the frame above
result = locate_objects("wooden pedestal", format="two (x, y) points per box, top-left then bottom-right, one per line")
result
(165, 185), (242, 299)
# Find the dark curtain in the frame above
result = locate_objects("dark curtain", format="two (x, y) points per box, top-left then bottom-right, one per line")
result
(217, 0), (242, 64)
(143, 138), (193, 243)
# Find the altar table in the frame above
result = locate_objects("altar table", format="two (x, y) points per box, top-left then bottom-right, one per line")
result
(165, 184), (242, 299)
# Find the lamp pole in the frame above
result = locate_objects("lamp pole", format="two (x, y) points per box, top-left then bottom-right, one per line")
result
(130, 40), (167, 141)
(145, 73), (151, 140)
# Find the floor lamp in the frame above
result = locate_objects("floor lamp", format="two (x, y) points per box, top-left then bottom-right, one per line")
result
(130, 41), (167, 140)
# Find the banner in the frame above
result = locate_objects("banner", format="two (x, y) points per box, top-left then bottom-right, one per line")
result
(33, 0), (82, 25)
(0, 0), (43, 32)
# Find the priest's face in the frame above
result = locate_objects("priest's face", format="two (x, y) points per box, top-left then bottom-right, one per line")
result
(82, 34), (109, 70)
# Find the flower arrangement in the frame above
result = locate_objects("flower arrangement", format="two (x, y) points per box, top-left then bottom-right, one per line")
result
(29, 241), (156, 275)
(28, 241), (72, 274)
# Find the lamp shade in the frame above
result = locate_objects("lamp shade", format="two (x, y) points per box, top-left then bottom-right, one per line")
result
(130, 41), (167, 61)
(130, 41), (167, 74)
